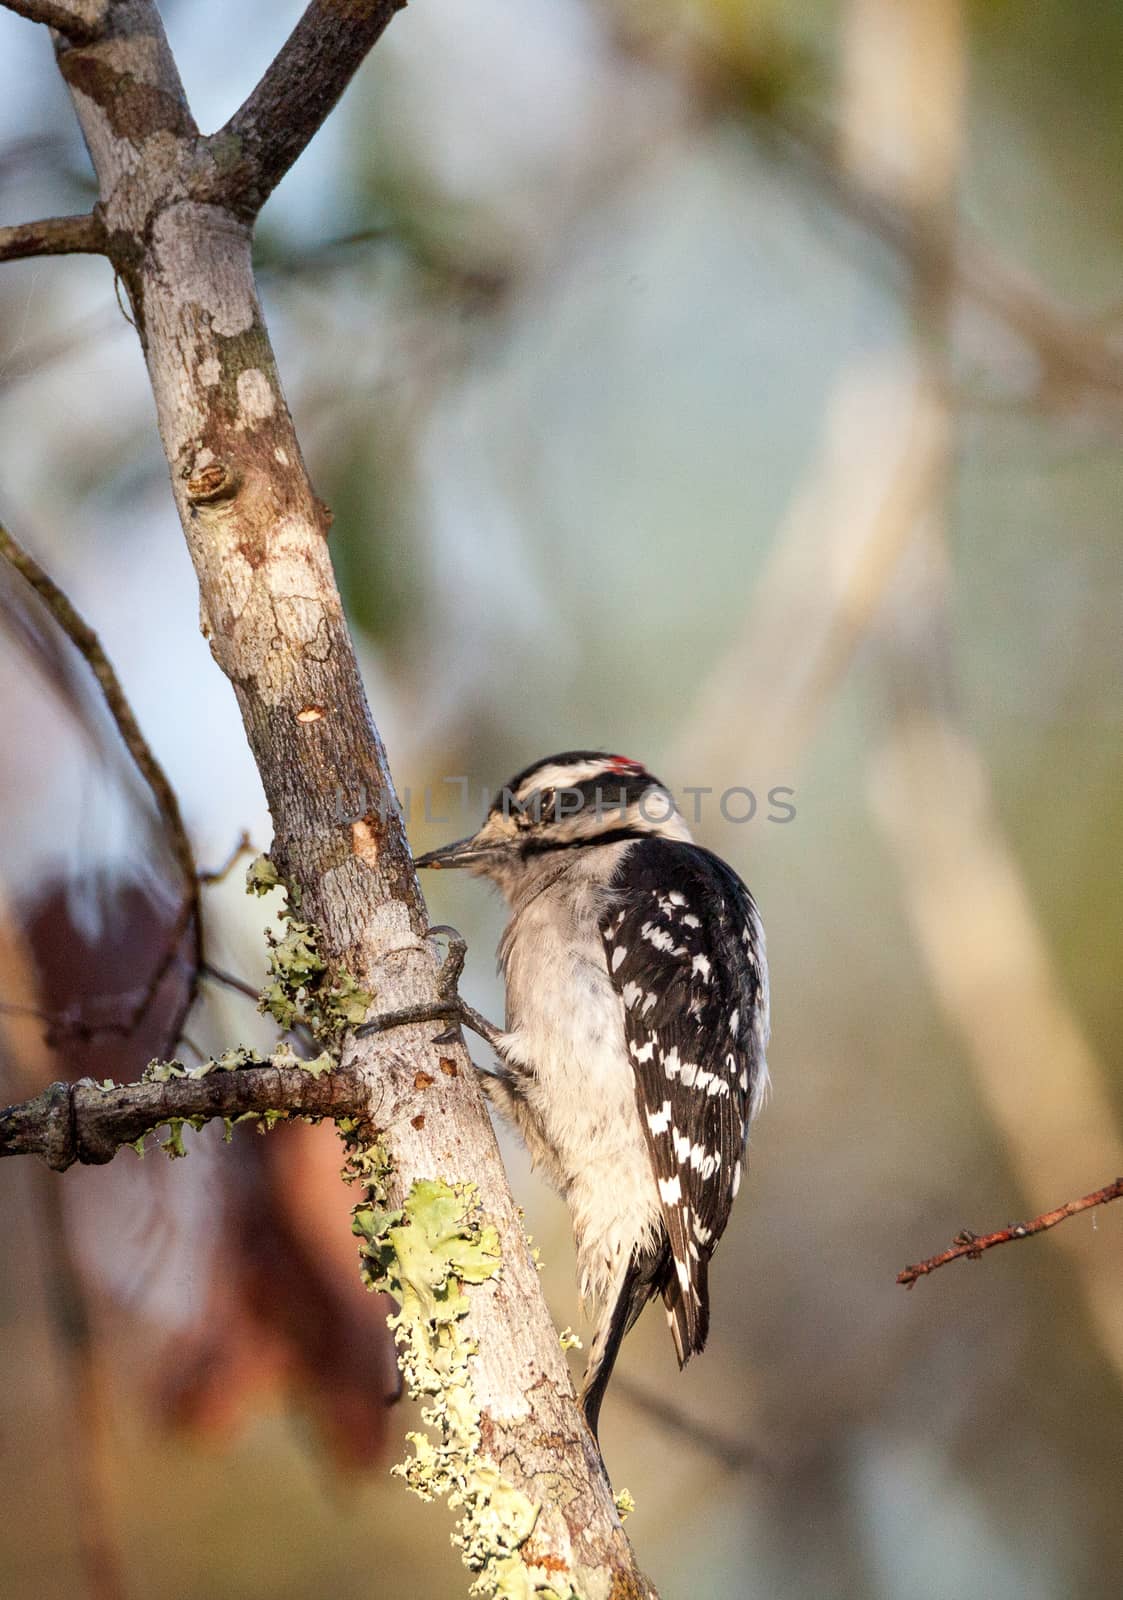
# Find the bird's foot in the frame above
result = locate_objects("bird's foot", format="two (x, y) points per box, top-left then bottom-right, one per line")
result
(424, 925), (509, 1070)
(354, 927), (505, 1065)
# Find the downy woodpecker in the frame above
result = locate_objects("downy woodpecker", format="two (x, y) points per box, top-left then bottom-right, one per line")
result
(415, 751), (770, 1439)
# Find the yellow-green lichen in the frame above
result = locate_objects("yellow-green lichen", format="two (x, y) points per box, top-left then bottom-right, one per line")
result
(612, 1489), (636, 1522)
(245, 852), (281, 896)
(249, 855), (373, 1043)
(345, 1151), (582, 1599)
(133, 1046), (330, 1158)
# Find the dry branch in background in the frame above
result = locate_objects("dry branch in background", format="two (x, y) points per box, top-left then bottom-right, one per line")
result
(0, 0), (654, 1592)
(898, 1177), (1123, 1288)
(0, 517), (203, 1053)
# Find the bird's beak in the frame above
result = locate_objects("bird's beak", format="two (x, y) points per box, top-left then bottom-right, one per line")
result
(413, 834), (493, 869)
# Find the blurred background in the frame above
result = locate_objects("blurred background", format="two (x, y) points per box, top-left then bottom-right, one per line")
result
(1, 1), (1121, 1596)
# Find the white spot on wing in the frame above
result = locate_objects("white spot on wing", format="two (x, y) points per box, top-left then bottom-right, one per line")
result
(647, 1100), (672, 1135)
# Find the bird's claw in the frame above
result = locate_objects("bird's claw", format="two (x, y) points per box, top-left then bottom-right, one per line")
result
(425, 925), (506, 1055)
(355, 926), (505, 1059)
(425, 924), (468, 1001)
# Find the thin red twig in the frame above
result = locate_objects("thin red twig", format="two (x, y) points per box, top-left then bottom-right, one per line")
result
(898, 1177), (1123, 1288)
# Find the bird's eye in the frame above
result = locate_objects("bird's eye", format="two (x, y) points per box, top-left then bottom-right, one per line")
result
(537, 788), (556, 821)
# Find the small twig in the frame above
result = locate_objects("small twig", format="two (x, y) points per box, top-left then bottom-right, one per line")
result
(211, 0), (405, 218)
(199, 830), (254, 884)
(0, 212), (105, 265)
(0, 0), (105, 41)
(898, 1177), (1123, 1288)
(0, 519), (203, 1051)
(199, 962), (262, 1006)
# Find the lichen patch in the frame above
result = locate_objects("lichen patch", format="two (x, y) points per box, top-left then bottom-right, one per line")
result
(347, 1170), (582, 1598)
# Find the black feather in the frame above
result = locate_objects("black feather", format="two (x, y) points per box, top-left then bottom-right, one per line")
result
(599, 837), (767, 1366)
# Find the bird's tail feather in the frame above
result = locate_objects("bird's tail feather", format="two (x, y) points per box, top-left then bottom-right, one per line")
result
(580, 1245), (667, 1442)
(661, 1252), (710, 1367)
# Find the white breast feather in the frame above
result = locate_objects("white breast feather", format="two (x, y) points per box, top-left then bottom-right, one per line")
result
(492, 849), (662, 1310)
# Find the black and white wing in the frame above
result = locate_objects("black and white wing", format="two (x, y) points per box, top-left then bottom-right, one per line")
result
(600, 837), (769, 1364)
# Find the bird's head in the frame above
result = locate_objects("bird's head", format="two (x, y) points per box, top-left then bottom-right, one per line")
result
(414, 750), (692, 881)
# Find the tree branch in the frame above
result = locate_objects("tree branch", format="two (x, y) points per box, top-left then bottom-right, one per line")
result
(898, 1177), (1123, 1288)
(0, 0), (105, 41)
(210, 0), (405, 219)
(0, 1060), (369, 1170)
(0, 212), (106, 264)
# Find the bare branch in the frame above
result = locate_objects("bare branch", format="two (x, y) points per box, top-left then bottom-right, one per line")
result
(211, 0), (405, 218)
(0, 1062), (369, 1171)
(0, 212), (105, 264)
(0, 0), (105, 41)
(898, 1178), (1123, 1288)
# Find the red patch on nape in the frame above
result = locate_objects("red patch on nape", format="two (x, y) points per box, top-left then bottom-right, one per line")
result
(605, 754), (645, 775)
